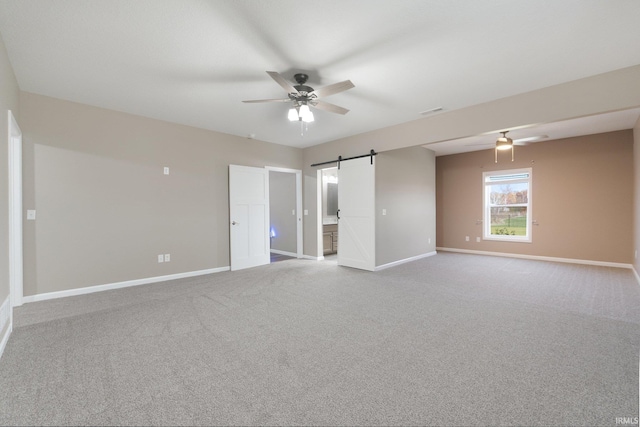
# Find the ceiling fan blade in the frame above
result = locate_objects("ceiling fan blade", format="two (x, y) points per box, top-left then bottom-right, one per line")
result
(266, 71), (298, 94)
(310, 80), (354, 98)
(242, 98), (290, 103)
(514, 135), (548, 145)
(311, 100), (350, 115)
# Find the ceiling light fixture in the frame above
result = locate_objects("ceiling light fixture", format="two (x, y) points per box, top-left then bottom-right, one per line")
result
(299, 104), (314, 123)
(288, 103), (315, 123)
(495, 131), (514, 162)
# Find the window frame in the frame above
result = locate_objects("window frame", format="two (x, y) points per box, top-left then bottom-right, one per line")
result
(482, 167), (532, 243)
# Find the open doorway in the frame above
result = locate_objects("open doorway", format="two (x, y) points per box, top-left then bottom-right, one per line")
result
(319, 167), (339, 258)
(267, 167), (302, 262)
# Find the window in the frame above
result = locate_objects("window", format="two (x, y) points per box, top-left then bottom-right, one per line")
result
(483, 168), (532, 242)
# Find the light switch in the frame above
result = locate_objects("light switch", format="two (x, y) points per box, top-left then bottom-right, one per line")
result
(164, 254), (170, 262)
(292, 209), (295, 215)
(158, 254), (164, 263)
(304, 210), (308, 216)
(382, 209), (387, 216)
(163, 167), (170, 175)
(27, 210), (36, 220)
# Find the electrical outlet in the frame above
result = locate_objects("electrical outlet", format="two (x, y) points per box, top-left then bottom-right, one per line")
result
(465, 236), (470, 242)
(476, 237), (481, 243)
(428, 238), (431, 244)
(26, 210), (36, 220)
(158, 254), (164, 263)
(164, 254), (170, 262)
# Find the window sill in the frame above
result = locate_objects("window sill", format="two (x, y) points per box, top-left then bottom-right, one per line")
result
(483, 236), (532, 243)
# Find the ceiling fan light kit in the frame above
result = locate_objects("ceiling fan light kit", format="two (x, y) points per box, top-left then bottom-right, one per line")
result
(287, 108), (299, 121)
(298, 104), (314, 122)
(243, 71), (354, 131)
(495, 131), (514, 162)
(288, 104), (315, 123)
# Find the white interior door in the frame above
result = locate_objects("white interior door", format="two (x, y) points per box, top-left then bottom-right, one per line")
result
(338, 156), (375, 271)
(229, 165), (270, 271)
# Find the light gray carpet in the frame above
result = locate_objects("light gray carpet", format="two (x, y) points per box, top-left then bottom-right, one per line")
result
(1, 252), (638, 426)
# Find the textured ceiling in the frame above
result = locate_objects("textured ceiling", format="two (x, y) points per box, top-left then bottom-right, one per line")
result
(1, 0), (640, 150)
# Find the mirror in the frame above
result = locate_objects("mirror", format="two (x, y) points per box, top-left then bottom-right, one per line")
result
(322, 168), (338, 224)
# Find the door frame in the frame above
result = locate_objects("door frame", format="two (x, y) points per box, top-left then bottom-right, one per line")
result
(316, 169), (324, 259)
(265, 166), (303, 259)
(8, 110), (23, 313)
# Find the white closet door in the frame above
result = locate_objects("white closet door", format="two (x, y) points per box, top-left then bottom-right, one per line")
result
(338, 156), (375, 271)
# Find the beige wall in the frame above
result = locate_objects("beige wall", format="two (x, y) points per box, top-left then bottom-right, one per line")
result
(634, 118), (640, 274)
(20, 92), (302, 296)
(376, 147), (435, 266)
(302, 64), (640, 258)
(0, 32), (19, 315)
(269, 171), (297, 254)
(436, 130), (634, 264)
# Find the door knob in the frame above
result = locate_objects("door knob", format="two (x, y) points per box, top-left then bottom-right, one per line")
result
(231, 221), (239, 225)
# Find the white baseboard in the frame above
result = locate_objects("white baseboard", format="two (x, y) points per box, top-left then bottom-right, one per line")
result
(633, 267), (640, 286)
(22, 267), (230, 304)
(436, 247), (633, 269)
(375, 251), (437, 271)
(0, 295), (12, 361)
(270, 249), (298, 258)
(302, 254), (325, 261)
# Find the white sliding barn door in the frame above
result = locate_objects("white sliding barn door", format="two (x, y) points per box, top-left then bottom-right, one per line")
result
(337, 156), (375, 271)
(229, 165), (270, 271)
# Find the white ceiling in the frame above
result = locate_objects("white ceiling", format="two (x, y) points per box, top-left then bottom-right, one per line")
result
(1, 0), (639, 150)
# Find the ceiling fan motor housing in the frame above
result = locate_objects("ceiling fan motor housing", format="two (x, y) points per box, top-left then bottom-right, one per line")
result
(293, 73), (314, 94)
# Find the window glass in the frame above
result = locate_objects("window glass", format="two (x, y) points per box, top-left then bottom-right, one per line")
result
(483, 169), (532, 242)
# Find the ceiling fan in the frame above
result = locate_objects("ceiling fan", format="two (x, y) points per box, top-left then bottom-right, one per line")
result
(467, 132), (549, 148)
(492, 131), (548, 162)
(465, 131), (549, 162)
(242, 71), (355, 123)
